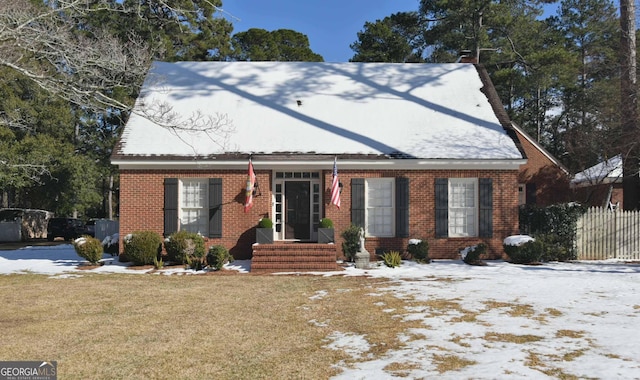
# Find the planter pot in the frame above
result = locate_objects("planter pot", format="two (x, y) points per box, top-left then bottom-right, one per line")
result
(256, 228), (273, 244)
(318, 228), (334, 244)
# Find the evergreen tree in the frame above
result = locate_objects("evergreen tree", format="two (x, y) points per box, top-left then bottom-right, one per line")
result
(547, 0), (620, 173)
(231, 28), (323, 61)
(350, 12), (425, 63)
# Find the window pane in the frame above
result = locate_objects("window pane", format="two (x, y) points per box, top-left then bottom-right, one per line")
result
(180, 179), (207, 235)
(181, 180), (206, 208)
(365, 179), (394, 237)
(368, 208), (393, 236)
(367, 180), (393, 207)
(448, 179), (477, 237)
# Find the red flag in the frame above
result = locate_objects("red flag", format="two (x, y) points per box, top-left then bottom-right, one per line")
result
(330, 157), (341, 209)
(244, 159), (256, 213)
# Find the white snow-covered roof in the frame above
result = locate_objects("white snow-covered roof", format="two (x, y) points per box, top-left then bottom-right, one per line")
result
(115, 61), (522, 161)
(572, 155), (622, 186)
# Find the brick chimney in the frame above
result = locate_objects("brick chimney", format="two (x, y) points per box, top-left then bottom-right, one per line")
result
(458, 50), (478, 64)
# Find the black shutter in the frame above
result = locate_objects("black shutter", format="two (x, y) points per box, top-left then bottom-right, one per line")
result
(479, 178), (493, 237)
(526, 183), (537, 205)
(435, 178), (448, 238)
(351, 178), (365, 228)
(209, 178), (223, 238)
(395, 177), (409, 237)
(163, 178), (179, 237)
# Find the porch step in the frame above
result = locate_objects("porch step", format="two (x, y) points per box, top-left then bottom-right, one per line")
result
(251, 243), (340, 273)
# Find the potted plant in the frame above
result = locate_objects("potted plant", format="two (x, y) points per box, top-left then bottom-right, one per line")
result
(318, 218), (334, 244)
(256, 217), (274, 244)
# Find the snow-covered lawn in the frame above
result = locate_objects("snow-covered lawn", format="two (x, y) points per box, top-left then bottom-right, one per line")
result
(1, 244), (639, 378)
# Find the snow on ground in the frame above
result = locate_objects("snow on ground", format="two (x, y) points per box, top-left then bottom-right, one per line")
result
(1, 244), (639, 378)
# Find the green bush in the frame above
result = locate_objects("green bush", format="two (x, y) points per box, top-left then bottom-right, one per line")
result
(187, 255), (204, 271)
(519, 203), (584, 261)
(206, 245), (233, 270)
(73, 236), (103, 264)
(341, 224), (361, 262)
(319, 218), (334, 228)
(407, 239), (430, 263)
(164, 230), (206, 265)
(123, 231), (163, 266)
(258, 218), (273, 228)
(382, 251), (402, 268)
(536, 233), (576, 262)
(461, 243), (486, 265)
(504, 240), (543, 264)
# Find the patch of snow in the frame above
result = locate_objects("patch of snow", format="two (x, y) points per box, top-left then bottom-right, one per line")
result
(324, 331), (371, 359)
(503, 235), (535, 246)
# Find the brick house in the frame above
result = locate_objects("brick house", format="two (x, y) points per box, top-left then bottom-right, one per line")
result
(571, 155), (623, 209)
(111, 61), (526, 266)
(510, 124), (571, 206)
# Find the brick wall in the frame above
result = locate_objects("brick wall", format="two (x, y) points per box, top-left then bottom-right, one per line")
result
(515, 129), (571, 206)
(573, 182), (623, 209)
(120, 168), (520, 260)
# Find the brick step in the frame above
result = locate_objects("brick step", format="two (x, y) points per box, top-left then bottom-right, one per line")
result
(251, 243), (339, 273)
(251, 262), (340, 272)
(252, 255), (337, 263)
(253, 250), (336, 257)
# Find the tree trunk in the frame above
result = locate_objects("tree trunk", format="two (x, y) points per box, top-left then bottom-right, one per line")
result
(620, 0), (639, 210)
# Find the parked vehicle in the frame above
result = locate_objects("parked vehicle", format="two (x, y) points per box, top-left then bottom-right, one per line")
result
(83, 219), (96, 237)
(47, 218), (85, 241)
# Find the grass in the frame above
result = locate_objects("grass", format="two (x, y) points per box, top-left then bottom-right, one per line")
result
(0, 274), (421, 379)
(0, 272), (607, 379)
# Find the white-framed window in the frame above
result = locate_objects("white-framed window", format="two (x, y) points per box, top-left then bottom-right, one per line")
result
(366, 178), (395, 237)
(448, 178), (477, 237)
(180, 179), (208, 235)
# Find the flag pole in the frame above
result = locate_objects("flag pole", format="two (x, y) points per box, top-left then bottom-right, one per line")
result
(330, 156), (341, 209)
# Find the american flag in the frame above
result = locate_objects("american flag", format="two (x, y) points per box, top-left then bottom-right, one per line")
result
(330, 157), (341, 209)
(244, 159), (256, 213)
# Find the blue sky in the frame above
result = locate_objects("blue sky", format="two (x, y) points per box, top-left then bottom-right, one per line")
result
(220, 0), (420, 62)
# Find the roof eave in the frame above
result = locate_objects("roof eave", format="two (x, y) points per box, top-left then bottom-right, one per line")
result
(112, 158), (525, 171)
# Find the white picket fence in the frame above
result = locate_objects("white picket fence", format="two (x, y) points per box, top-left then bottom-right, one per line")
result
(576, 207), (640, 260)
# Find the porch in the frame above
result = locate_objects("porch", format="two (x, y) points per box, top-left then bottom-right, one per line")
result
(251, 243), (340, 273)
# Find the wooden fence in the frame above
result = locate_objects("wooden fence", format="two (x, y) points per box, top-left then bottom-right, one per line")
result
(576, 207), (640, 260)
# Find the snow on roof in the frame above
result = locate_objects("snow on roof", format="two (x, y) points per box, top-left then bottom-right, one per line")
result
(116, 61), (523, 160)
(572, 155), (622, 185)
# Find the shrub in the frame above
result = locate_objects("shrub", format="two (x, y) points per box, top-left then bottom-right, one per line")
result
(258, 218), (273, 228)
(186, 255), (205, 271)
(461, 243), (486, 265)
(519, 203), (584, 261)
(123, 231), (163, 266)
(206, 245), (233, 270)
(504, 240), (543, 264)
(73, 236), (103, 264)
(382, 251), (402, 268)
(407, 239), (430, 263)
(341, 224), (361, 261)
(318, 218), (334, 228)
(164, 230), (206, 265)
(536, 233), (576, 262)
